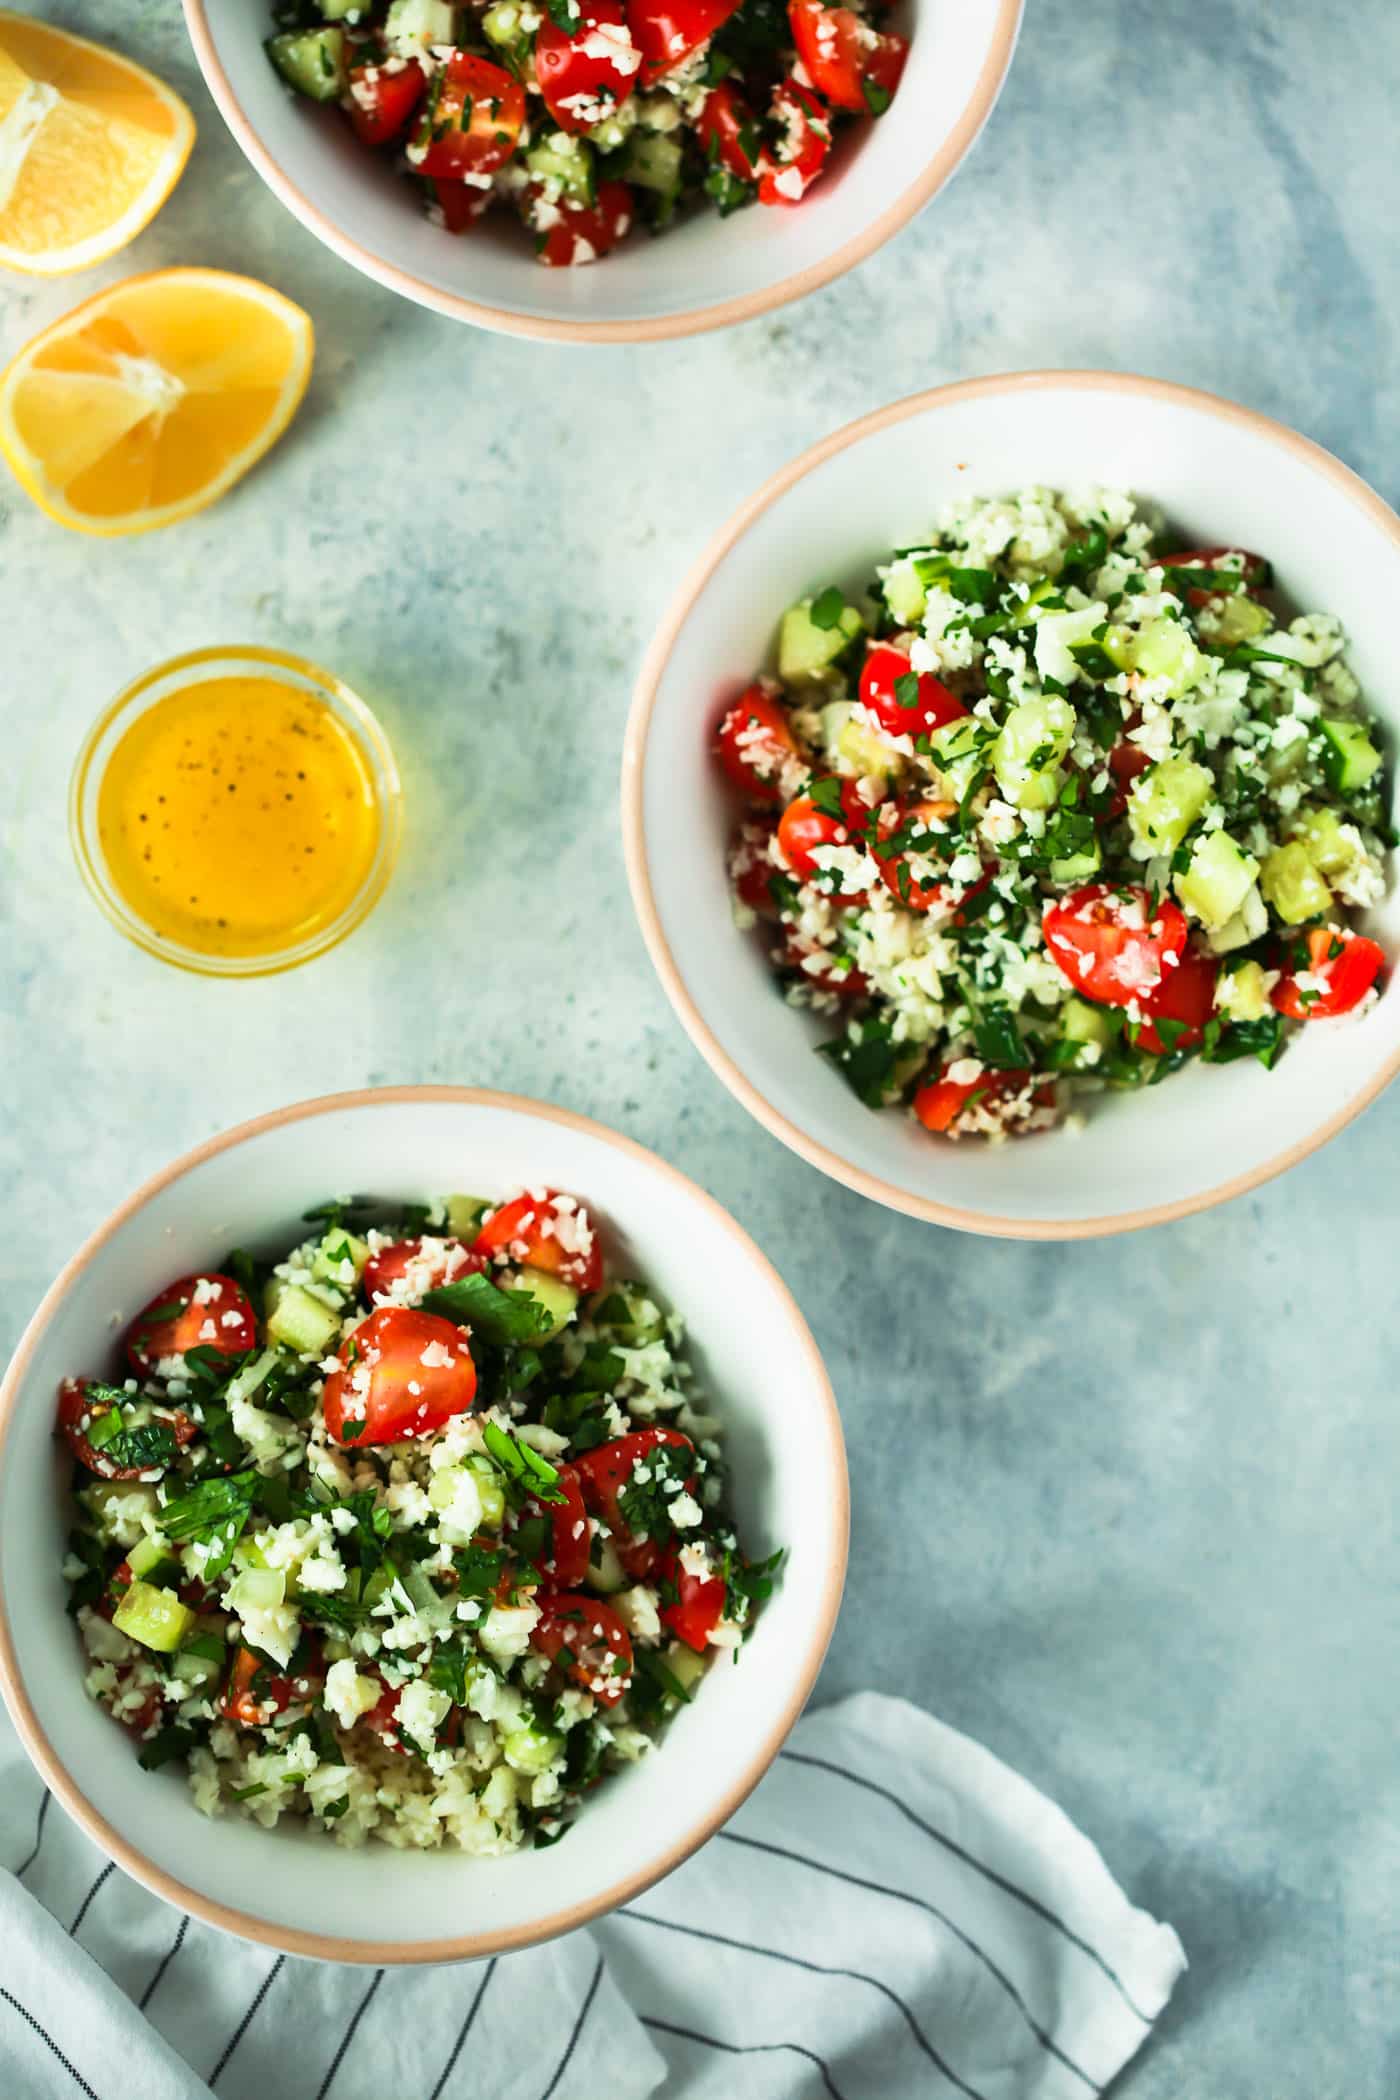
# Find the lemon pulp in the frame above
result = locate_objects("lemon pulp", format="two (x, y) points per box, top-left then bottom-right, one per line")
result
(96, 674), (381, 959)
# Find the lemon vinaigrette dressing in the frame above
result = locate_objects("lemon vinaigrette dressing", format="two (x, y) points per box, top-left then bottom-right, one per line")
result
(95, 673), (382, 960)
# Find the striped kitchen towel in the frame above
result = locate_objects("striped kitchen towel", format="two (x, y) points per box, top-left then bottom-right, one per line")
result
(0, 1691), (1185, 2099)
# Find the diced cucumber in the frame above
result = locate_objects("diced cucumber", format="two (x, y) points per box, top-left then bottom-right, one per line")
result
(664, 1641), (708, 1694)
(526, 132), (596, 204)
(113, 1581), (196, 1654)
(385, 0), (456, 47)
(1319, 717), (1381, 793)
(228, 1567), (286, 1615)
(1203, 883), (1268, 955)
(319, 0), (365, 17)
(1103, 616), (1204, 696)
(588, 101), (638, 152)
(620, 131), (683, 199)
(1050, 839), (1102, 884)
(927, 716), (983, 803)
(778, 597), (864, 684)
(1260, 841), (1332, 924)
(267, 1283), (342, 1357)
(445, 1193), (492, 1238)
(1127, 756), (1213, 855)
(482, 0), (523, 42)
(81, 1481), (159, 1539)
(1287, 805), (1358, 876)
(466, 1456), (507, 1529)
(1032, 605), (1105, 685)
(128, 1534), (179, 1586)
(503, 1723), (564, 1775)
(173, 1629), (228, 1690)
(1216, 959), (1274, 1023)
(313, 1229), (368, 1290)
(584, 1535), (626, 1593)
(1204, 594), (1272, 645)
(837, 714), (900, 781)
(586, 1282), (666, 1347)
(1061, 996), (1115, 1049)
(516, 1271), (579, 1339)
(1175, 829), (1260, 930)
(266, 28), (347, 102)
(992, 695), (1075, 811)
(881, 558), (927, 628)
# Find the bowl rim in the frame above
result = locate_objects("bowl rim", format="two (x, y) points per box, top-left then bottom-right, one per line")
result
(178, 0), (1024, 344)
(0, 1084), (847, 1964)
(621, 367), (1400, 1239)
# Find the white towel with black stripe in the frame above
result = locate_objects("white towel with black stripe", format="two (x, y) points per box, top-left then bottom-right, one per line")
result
(0, 1691), (1186, 2100)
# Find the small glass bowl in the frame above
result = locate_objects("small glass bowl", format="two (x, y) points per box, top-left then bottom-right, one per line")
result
(69, 644), (403, 979)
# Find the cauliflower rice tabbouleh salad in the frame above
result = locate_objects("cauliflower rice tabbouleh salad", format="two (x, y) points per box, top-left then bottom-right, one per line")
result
(264, 0), (906, 266)
(60, 1188), (780, 1854)
(715, 487), (1391, 1141)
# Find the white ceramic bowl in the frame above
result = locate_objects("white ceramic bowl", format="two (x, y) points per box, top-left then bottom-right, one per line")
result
(0, 1088), (844, 1961)
(624, 371), (1400, 1237)
(181, 0), (1022, 342)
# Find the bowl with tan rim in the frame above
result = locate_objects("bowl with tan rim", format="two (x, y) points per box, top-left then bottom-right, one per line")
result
(0, 1087), (845, 1961)
(181, 0), (1022, 342)
(623, 371), (1400, 1237)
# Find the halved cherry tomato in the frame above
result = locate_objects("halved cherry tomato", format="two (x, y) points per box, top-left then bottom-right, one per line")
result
(1136, 948), (1219, 1055)
(788, 0), (907, 112)
(347, 58), (426, 147)
(857, 643), (966, 739)
(532, 1593), (634, 1705)
(757, 77), (831, 206)
(360, 1674), (410, 1752)
(656, 1547), (726, 1653)
(696, 79), (762, 182)
(536, 0), (641, 134)
(914, 1064), (1035, 1135)
(322, 1306), (477, 1447)
(362, 1237), (484, 1305)
(410, 51), (525, 179)
(728, 819), (781, 917)
(126, 1273), (256, 1376)
(576, 1428), (693, 1577)
(57, 1378), (197, 1479)
(776, 780), (877, 890)
(714, 684), (798, 802)
(1042, 884), (1189, 1006)
(435, 177), (493, 233)
(784, 934), (869, 999)
(1271, 926), (1384, 1021)
(873, 798), (988, 917)
(530, 177), (634, 266)
(221, 1646), (297, 1728)
(515, 1463), (591, 1589)
(625, 0), (743, 82)
(1152, 546), (1269, 608)
(472, 1188), (604, 1292)
(1104, 736), (1152, 820)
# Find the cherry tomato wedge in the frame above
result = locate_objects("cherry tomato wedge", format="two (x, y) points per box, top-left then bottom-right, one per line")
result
(362, 1236), (484, 1304)
(776, 780), (876, 889)
(757, 77), (831, 206)
(221, 1646), (297, 1728)
(536, 0), (641, 134)
(788, 0), (907, 112)
(1105, 735), (1152, 820)
(1136, 948), (1219, 1054)
(714, 684), (798, 802)
(322, 1306), (478, 1447)
(914, 1064), (1034, 1135)
(657, 1547), (726, 1652)
(360, 1674), (411, 1752)
(575, 1428), (693, 1577)
(696, 80), (762, 183)
(873, 797), (981, 916)
(531, 1593), (634, 1705)
(530, 177), (634, 267)
(347, 58), (426, 147)
(57, 1378), (197, 1479)
(625, 0), (743, 82)
(784, 934), (869, 999)
(1271, 926), (1385, 1021)
(1042, 884), (1189, 1006)
(858, 644), (967, 739)
(515, 1463), (591, 1589)
(434, 177), (493, 233)
(472, 1188), (603, 1292)
(410, 51), (525, 179)
(729, 819), (781, 917)
(126, 1272), (256, 1376)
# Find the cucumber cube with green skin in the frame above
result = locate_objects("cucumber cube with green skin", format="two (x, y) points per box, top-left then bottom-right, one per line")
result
(1175, 829), (1260, 930)
(313, 1230), (368, 1291)
(526, 133), (596, 204)
(266, 1283), (341, 1357)
(482, 0), (523, 41)
(1061, 996), (1115, 1049)
(587, 1282), (666, 1347)
(127, 1534), (180, 1586)
(1204, 882), (1268, 955)
(1050, 840), (1102, 884)
(664, 1641), (708, 1694)
(993, 695), (1076, 811)
(1127, 756), (1214, 855)
(1260, 841), (1333, 924)
(1288, 805), (1358, 876)
(445, 1194), (492, 1238)
(113, 1581), (196, 1654)
(926, 716), (983, 803)
(319, 0), (366, 18)
(1204, 595), (1273, 646)
(516, 1271), (579, 1339)
(1102, 617), (1204, 696)
(503, 1724), (564, 1776)
(620, 131), (682, 199)
(881, 559), (927, 628)
(1216, 959), (1274, 1023)
(837, 714), (900, 782)
(266, 29), (347, 102)
(1319, 718), (1381, 793)
(384, 0), (456, 46)
(778, 597), (864, 684)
